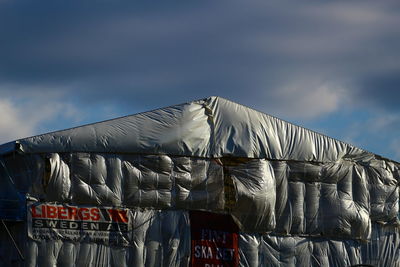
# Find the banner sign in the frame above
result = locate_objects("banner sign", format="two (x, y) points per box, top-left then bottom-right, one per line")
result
(190, 211), (239, 267)
(27, 202), (131, 246)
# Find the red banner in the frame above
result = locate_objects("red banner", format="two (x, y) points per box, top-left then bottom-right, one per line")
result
(190, 211), (239, 267)
(27, 202), (131, 246)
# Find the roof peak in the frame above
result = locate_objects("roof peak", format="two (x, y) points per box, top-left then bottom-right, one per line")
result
(0, 96), (391, 163)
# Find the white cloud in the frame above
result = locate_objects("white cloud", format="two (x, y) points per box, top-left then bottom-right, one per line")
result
(0, 99), (34, 143)
(0, 86), (82, 144)
(264, 80), (347, 119)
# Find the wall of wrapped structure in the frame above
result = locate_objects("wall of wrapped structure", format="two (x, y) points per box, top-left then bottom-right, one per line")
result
(1, 214), (398, 267)
(0, 152), (399, 266)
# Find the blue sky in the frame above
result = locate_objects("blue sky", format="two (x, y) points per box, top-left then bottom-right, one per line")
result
(0, 1), (399, 161)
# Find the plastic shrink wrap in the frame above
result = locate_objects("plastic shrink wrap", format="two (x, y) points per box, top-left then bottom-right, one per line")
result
(0, 97), (398, 266)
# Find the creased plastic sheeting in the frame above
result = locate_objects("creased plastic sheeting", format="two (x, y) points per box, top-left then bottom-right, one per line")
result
(16, 101), (212, 157)
(226, 159), (276, 232)
(273, 160), (377, 240)
(30, 153), (225, 213)
(25, 210), (190, 267)
(1, 155), (399, 266)
(239, 223), (400, 267)
(70, 153), (224, 211)
(361, 223), (400, 267)
(2, 153), (397, 237)
(2, 215), (399, 267)
(12, 96), (378, 162)
(48, 154), (397, 237)
(208, 97), (371, 161)
(367, 159), (400, 223)
(44, 153), (71, 202)
(40, 155), (277, 233)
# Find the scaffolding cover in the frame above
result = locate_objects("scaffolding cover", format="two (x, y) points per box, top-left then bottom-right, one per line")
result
(0, 96), (399, 266)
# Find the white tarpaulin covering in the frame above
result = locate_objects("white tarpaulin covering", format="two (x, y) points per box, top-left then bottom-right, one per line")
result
(0, 96), (399, 266)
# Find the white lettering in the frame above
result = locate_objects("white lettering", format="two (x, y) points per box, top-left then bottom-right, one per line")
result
(33, 220), (43, 227)
(200, 229), (228, 244)
(90, 223), (99, 230)
(216, 248), (234, 261)
(45, 220), (57, 228)
(60, 221), (67, 228)
(195, 245), (201, 258)
(69, 221), (79, 229)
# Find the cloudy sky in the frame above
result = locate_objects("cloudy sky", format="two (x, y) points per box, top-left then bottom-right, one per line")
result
(1, 1), (399, 161)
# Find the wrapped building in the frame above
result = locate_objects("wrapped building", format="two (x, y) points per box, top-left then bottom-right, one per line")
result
(0, 96), (399, 266)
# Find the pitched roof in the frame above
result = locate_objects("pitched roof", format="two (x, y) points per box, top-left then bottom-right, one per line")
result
(0, 96), (377, 162)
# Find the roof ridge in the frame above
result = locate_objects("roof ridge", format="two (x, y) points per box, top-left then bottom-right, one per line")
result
(12, 96), (216, 144)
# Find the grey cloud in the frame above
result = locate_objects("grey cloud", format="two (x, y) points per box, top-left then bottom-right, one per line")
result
(352, 72), (400, 111)
(0, 0), (399, 117)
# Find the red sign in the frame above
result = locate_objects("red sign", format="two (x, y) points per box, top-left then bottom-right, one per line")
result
(27, 202), (131, 246)
(190, 211), (239, 267)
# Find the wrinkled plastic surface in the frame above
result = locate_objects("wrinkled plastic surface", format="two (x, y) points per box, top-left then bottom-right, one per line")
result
(11, 153), (224, 212)
(0, 96), (399, 266)
(6, 96), (374, 162)
(1, 215), (398, 267)
(3, 153), (399, 236)
(240, 223), (400, 267)
(1, 210), (191, 267)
